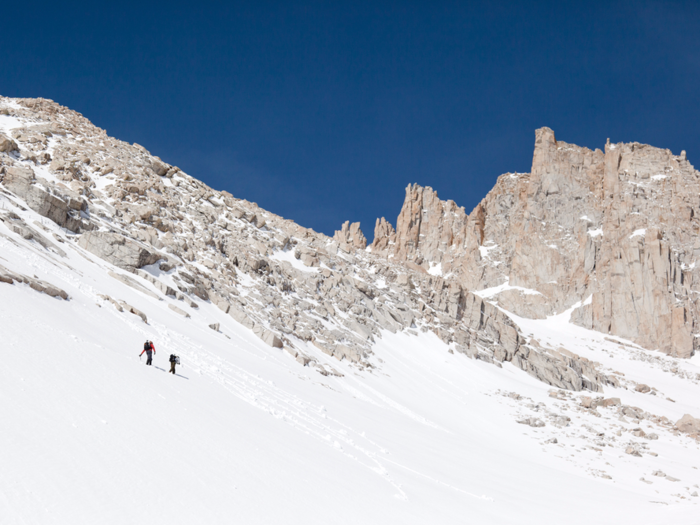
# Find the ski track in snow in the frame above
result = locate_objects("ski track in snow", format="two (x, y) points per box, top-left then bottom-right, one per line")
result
(148, 321), (414, 499)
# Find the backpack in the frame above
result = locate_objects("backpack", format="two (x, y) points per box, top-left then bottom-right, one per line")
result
(170, 354), (180, 364)
(144, 342), (151, 351)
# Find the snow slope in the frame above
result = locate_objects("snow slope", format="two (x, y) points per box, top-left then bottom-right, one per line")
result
(2, 191), (700, 524)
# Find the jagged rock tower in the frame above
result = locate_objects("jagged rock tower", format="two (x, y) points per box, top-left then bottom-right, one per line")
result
(371, 127), (698, 358)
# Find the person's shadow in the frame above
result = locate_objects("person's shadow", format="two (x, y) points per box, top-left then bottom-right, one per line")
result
(155, 366), (189, 379)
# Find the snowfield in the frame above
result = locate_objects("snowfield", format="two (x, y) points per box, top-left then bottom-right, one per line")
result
(2, 198), (700, 524)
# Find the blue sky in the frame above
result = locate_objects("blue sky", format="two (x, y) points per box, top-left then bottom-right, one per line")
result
(2, 1), (699, 239)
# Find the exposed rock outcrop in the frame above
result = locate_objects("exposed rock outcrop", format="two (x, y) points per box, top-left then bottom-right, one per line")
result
(372, 128), (700, 358)
(0, 133), (18, 153)
(371, 184), (471, 265)
(676, 414), (700, 435)
(253, 324), (284, 348)
(120, 301), (148, 323)
(169, 304), (191, 318)
(0, 264), (69, 300)
(370, 217), (395, 252)
(3, 165), (87, 232)
(80, 232), (161, 271)
(0, 210), (67, 256)
(108, 271), (160, 299)
(333, 221), (367, 251)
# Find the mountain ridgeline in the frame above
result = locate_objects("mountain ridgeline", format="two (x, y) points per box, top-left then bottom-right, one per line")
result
(0, 96), (695, 395)
(367, 127), (699, 359)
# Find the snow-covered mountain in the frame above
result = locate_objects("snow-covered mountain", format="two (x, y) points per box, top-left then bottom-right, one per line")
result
(2, 96), (700, 524)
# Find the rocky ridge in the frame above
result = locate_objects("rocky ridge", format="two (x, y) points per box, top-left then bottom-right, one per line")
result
(5, 96), (700, 514)
(371, 127), (700, 359)
(0, 97), (631, 392)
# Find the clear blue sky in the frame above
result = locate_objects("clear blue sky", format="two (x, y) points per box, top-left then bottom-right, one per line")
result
(2, 1), (699, 239)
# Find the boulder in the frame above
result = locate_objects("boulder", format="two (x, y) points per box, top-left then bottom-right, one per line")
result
(676, 414), (700, 434)
(3, 167), (85, 232)
(517, 418), (545, 428)
(134, 269), (176, 296)
(0, 133), (18, 153)
(80, 232), (161, 271)
(108, 271), (160, 299)
(168, 304), (191, 318)
(119, 301), (148, 323)
(98, 294), (124, 312)
(334, 344), (362, 363)
(0, 264), (68, 299)
(28, 279), (69, 300)
(3, 166), (35, 196)
(621, 406), (644, 420)
(253, 324), (283, 348)
(312, 340), (335, 357)
(150, 157), (170, 176)
(296, 354), (311, 366)
(228, 304), (255, 329)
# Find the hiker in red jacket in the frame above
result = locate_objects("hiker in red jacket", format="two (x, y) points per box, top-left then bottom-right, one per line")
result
(140, 340), (156, 365)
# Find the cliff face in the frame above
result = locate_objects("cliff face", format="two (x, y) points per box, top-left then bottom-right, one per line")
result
(372, 128), (699, 358)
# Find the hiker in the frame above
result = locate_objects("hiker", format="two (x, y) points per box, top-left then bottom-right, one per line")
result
(169, 354), (180, 374)
(140, 340), (156, 365)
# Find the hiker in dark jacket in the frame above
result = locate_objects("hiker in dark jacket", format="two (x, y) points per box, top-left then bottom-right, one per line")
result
(169, 354), (179, 374)
(140, 340), (156, 365)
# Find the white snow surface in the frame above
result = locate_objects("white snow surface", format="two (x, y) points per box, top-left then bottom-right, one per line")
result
(478, 243), (498, 258)
(0, 114), (26, 134)
(269, 248), (319, 273)
(475, 278), (543, 299)
(427, 262), (442, 276)
(2, 207), (700, 523)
